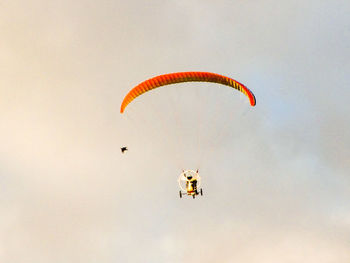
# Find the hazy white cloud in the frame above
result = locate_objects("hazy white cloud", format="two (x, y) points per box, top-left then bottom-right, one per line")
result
(0, 0), (349, 262)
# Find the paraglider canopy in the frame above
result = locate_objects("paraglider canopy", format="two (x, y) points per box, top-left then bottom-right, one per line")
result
(120, 72), (256, 113)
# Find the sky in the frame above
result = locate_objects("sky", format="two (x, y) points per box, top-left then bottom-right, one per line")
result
(1, 0), (350, 262)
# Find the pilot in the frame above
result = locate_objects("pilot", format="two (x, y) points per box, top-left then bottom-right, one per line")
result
(186, 175), (197, 192)
(121, 147), (128, 153)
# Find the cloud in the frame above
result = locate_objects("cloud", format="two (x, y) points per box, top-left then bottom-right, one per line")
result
(0, 0), (349, 262)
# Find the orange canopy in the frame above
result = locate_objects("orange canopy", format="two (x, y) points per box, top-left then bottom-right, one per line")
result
(120, 72), (256, 113)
